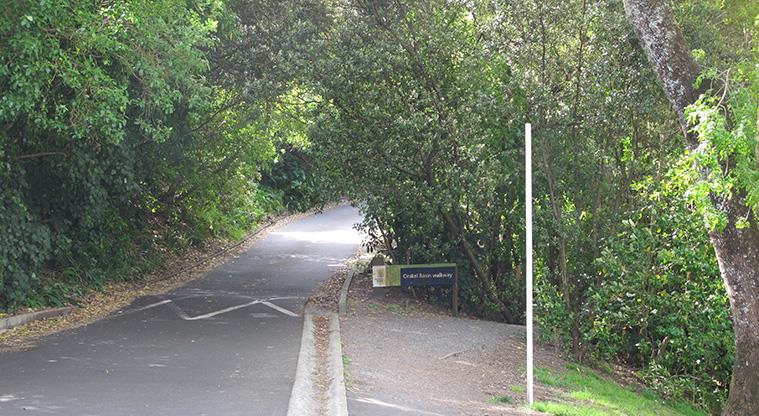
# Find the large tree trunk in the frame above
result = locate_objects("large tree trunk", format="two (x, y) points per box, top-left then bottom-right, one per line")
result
(623, 0), (759, 413)
(622, 0), (700, 130)
(710, 196), (759, 416)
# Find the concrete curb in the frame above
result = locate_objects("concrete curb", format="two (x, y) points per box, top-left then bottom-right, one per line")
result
(287, 307), (348, 416)
(289, 251), (371, 414)
(338, 269), (357, 317)
(287, 311), (317, 415)
(0, 307), (76, 331)
(338, 256), (374, 317)
(328, 313), (349, 415)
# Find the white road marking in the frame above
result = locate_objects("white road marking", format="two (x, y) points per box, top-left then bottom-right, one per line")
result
(167, 301), (191, 320)
(353, 397), (444, 416)
(388, 328), (428, 336)
(260, 301), (300, 317)
(250, 313), (277, 318)
(180, 300), (262, 320)
(123, 299), (172, 314)
(123, 296), (301, 320)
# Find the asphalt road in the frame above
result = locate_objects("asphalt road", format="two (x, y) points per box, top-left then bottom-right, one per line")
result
(0, 205), (363, 416)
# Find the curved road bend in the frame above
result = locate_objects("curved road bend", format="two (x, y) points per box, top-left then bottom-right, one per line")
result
(0, 205), (363, 415)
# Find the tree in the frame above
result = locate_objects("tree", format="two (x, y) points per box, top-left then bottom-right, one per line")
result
(308, 0), (526, 322)
(623, 0), (759, 414)
(487, 0), (680, 363)
(0, 0), (318, 310)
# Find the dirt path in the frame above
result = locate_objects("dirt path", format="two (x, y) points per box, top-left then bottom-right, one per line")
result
(339, 271), (563, 416)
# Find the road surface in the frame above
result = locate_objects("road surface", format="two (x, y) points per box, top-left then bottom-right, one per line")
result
(0, 205), (362, 415)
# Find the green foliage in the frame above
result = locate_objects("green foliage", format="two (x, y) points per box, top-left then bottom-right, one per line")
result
(488, 0), (686, 352)
(261, 94), (330, 212)
(0, 1), (748, 413)
(536, 184), (732, 411)
(0, 0), (319, 311)
(0, 187), (52, 309)
(590, 190), (732, 410)
(500, 0), (747, 412)
(0, 0), (212, 309)
(680, 63), (758, 230)
(309, 0), (525, 321)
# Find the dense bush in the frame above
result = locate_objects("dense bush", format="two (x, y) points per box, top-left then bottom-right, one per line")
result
(536, 188), (733, 411)
(1, 0), (215, 309)
(594, 196), (732, 410)
(0, 0), (315, 311)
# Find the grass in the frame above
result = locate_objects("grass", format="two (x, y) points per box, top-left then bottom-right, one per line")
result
(511, 385), (526, 393)
(386, 303), (401, 313)
(342, 354), (353, 389)
(489, 395), (513, 404)
(386, 302), (410, 314)
(536, 366), (564, 387)
(531, 365), (706, 416)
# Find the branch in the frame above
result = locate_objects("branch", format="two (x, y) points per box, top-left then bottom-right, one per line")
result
(12, 152), (67, 161)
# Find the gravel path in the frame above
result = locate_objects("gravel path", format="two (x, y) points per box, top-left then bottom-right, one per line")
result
(340, 272), (560, 416)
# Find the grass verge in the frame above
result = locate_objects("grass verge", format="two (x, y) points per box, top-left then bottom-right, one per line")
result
(532, 365), (706, 416)
(489, 395), (513, 404)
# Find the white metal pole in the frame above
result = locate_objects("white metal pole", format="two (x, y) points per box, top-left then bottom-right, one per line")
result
(525, 123), (534, 405)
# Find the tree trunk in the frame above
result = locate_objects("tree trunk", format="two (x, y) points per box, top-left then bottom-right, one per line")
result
(709, 196), (759, 416)
(441, 210), (517, 323)
(622, 0), (700, 132)
(539, 142), (580, 355)
(623, 0), (759, 413)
